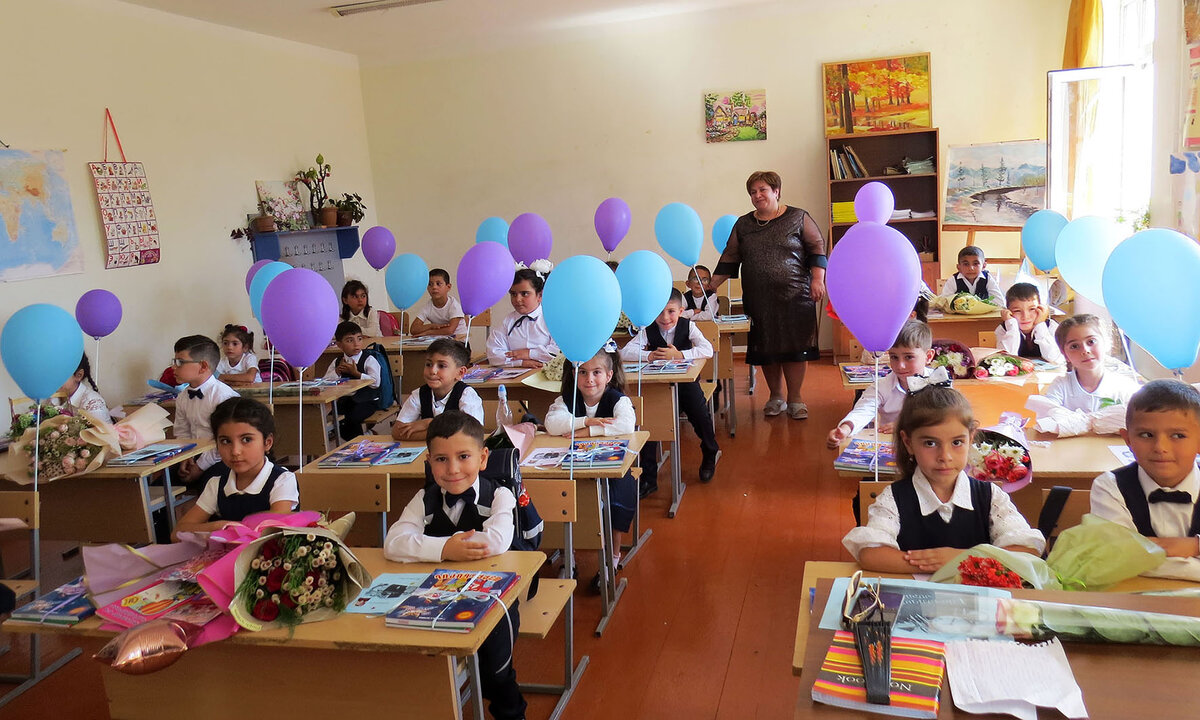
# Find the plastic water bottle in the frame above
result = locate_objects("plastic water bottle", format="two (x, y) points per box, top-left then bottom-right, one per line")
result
(496, 385), (514, 428)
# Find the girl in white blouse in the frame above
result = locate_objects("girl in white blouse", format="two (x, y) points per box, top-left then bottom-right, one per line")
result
(57, 353), (111, 424)
(1043, 314), (1140, 415)
(340, 279), (384, 338)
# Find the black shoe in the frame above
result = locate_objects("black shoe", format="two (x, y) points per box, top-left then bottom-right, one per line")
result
(699, 449), (719, 483)
(589, 572), (601, 594)
(639, 477), (659, 499)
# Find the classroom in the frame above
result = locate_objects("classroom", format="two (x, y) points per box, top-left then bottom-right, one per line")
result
(2, 0), (1198, 718)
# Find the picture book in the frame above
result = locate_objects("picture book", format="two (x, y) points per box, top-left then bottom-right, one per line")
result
(106, 442), (197, 467)
(834, 438), (897, 474)
(346, 572), (430, 614)
(10, 576), (95, 626)
(715, 314), (749, 324)
(463, 367), (528, 383)
(161, 548), (227, 583)
(562, 439), (629, 469)
(372, 446), (425, 466)
(628, 360), (693, 376)
(160, 595), (223, 626)
(519, 447), (571, 469)
(841, 365), (893, 385)
(96, 579), (204, 628)
(811, 630), (946, 719)
(400, 336), (436, 348)
(385, 569), (519, 632)
(318, 441), (422, 468)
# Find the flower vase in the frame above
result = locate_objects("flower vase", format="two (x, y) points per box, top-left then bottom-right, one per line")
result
(251, 215), (277, 233)
(336, 210), (353, 227)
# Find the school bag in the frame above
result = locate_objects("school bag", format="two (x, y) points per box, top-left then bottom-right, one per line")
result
(361, 342), (395, 411)
(257, 357), (297, 384)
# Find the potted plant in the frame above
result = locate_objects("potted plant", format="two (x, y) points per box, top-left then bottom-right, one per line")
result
(334, 193), (366, 227)
(295, 154), (333, 226)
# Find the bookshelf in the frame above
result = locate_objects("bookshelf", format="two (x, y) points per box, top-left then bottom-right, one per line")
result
(825, 127), (941, 288)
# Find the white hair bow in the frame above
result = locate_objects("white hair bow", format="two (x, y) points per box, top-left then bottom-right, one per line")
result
(905, 365), (952, 395)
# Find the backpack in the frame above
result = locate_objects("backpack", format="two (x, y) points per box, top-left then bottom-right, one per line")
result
(257, 357), (297, 384)
(362, 342), (395, 411)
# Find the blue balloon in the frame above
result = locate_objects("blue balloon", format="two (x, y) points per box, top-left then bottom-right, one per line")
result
(1021, 209), (1068, 271)
(249, 261), (291, 323)
(543, 255), (621, 363)
(385, 253), (429, 311)
(2, 304), (84, 400)
(615, 251), (673, 329)
(1103, 228), (1200, 371)
(654, 202), (703, 267)
(1054, 215), (1122, 307)
(712, 214), (737, 255)
(476, 217), (509, 246)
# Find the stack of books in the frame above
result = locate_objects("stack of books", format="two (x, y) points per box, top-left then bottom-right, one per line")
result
(385, 569), (518, 632)
(318, 441), (424, 468)
(463, 367), (528, 383)
(107, 442), (196, 467)
(831, 201), (857, 223)
(562, 439), (629, 469)
(715, 314), (749, 324)
(841, 365), (893, 385)
(834, 438), (896, 473)
(622, 360), (693, 375)
(9, 577), (95, 626)
(829, 146), (871, 179)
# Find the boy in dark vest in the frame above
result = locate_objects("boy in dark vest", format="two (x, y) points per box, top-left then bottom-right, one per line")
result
(621, 289), (721, 492)
(995, 283), (1065, 364)
(392, 338), (484, 440)
(323, 321), (383, 440)
(1091, 380), (1200, 580)
(938, 246), (1002, 304)
(384, 411), (526, 720)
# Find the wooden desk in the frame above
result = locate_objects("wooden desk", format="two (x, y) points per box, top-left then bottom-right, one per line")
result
(795, 571), (1200, 719)
(0, 441), (212, 544)
(623, 360), (706, 519)
(926, 308), (1005, 347)
(317, 337), (486, 400)
(7, 549), (543, 720)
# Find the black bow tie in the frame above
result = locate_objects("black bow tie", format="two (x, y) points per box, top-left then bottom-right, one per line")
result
(445, 487), (476, 506)
(187, 388), (203, 399)
(1149, 488), (1192, 504)
(508, 314), (535, 335)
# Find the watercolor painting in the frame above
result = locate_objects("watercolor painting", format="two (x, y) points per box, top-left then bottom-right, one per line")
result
(255, 180), (310, 231)
(704, 89), (767, 143)
(823, 54), (931, 136)
(943, 140), (1047, 227)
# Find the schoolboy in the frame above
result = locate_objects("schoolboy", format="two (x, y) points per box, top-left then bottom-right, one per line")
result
(323, 321), (383, 440)
(392, 338), (484, 440)
(939, 246), (1002, 304)
(409, 268), (467, 339)
(826, 320), (937, 449)
(1090, 380), (1200, 579)
(621, 289), (720, 486)
(995, 282), (1064, 364)
(383, 411), (526, 720)
(681, 264), (719, 321)
(172, 335), (239, 482)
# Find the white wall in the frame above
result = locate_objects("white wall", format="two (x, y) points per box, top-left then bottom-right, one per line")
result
(0, 0), (380, 430)
(362, 0), (1067, 311)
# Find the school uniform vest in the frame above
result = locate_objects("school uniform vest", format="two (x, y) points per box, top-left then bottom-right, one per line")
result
(1112, 462), (1200, 537)
(350, 354), (381, 404)
(646, 317), (692, 351)
(891, 476), (993, 551)
(421, 477), (499, 538)
(954, 271), (990, 301)
(418, 381), (467, 420)
(214, 463), (289, 522)
(684, 293), (709, 313)
(1017, 320), (1052, 360)
(563, 387), (624, 419)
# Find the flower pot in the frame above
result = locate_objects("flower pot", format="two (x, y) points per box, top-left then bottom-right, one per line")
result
(318, 206), (338, 228)
(336, 210), (353, 227)
(251, 215), (277, 233)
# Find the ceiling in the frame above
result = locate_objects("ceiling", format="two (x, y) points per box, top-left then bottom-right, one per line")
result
(120, 0), (779, 65)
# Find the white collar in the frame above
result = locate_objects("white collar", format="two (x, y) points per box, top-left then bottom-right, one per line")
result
(1137, 464), (1200, 501)
(912, 468), (974, 514)
(191, 374), (220, 392)
(343, 350), (364, 363)
(68, 382), (90, 406)
(349, 309), (370, 320)
(222, 460), (276, 497)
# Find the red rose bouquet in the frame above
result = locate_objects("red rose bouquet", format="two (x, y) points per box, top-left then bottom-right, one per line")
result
(958, 555), (1025, 589)
(967, 412), (1033, 492)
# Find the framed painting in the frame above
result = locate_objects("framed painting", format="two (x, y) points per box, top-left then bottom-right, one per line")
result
(255, 180), (310, 231)
(704, 89), (767, 143)
(943, 140), (1047, 228)
(822, 53), (931, 136)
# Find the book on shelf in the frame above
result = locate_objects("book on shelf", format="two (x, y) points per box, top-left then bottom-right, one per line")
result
(830, 149), (843, 179)
(562, 439), (629, 469)
(811, 629), (945, 719)
(463, 367), (528, 384)
(910, 210), (937, 219)
(9, 576), (95, 626)
(841, 365), (893, 384)
(95, 579), (205, 627)
(106, 442), (197, 467)
(844, 145), (870, 177)
(385, 569), (519, 632)
(346, 572), (429, 615)
(318, 441), (423, 468)
(834, 438), (896, 473)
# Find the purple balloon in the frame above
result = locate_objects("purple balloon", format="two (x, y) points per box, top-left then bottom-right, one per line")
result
(594, 198), (632, 253)
(260, 269), (339, 368)
(507, 213), (552, 265)
(361, 226), (396, 270)
(245, 259), (273, 293)
(854, 182), (895, 225)
(826, 222), (920, 353)
(75, 289), (122, 339)
(457, 242), (516, 316)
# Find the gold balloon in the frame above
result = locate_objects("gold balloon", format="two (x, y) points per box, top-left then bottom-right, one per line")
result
(93, 620), (200, 675)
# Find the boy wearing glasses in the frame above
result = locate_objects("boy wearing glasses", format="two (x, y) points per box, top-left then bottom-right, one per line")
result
(172, 335), (239, 482)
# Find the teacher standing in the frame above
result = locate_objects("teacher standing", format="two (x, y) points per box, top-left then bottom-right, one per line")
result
(709, 171), (827, 419)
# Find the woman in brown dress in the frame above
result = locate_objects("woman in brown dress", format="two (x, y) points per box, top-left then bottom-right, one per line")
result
(709, 171), (827, 419)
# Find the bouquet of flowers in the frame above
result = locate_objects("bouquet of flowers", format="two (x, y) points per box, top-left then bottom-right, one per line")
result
(996, 597), (1200, 646)
(930, 339), (975, 379)
(541, 353), (567, 383)
(615, 311), (638, 335)
(973, 352), (1036, 379)
(957, 555), (1025, 589)
(8, 403), (69, 442)
(930, 292), (998, 315)
(967, 412), (1032, 491)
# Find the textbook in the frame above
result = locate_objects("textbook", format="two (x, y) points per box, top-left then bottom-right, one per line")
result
(9, 577), (95, 626)
(95, 579), (204, 627)
(811, 630), (946, 719)
(562, 439), (629, 469)
(346, 572), (428, 614)
(106, 442), (197, 467)
(715, 314), (749, 324)
(463, 367), (528, 383)
(519, 446), (571, 469)
(841, 365), (893, 385)
(238, 378), (346, 396)
(834, 439), (896, 474)
(318, 441), (423, 467)
(385, 569), (518, 632)
(623, 360), (693, 376)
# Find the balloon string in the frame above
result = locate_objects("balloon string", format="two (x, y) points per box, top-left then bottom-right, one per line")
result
(298, 367), (305, 464)
(569, 365), (577, 489)
(269, 343), (275, 406)
(873, 354), (880, 484)
(1118, 330), (1140, 380)
(94, 336), (101, 387)
(397, 310), (405, 400)
(33, 404), (41, 493)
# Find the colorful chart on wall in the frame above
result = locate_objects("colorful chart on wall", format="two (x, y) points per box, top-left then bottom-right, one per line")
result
(822, 54), (931, 136)
(703, 89), (767, 143)
(943, 140), (1047, 228)
(89, 161), (160, 269)
(0, 149), (83, 282)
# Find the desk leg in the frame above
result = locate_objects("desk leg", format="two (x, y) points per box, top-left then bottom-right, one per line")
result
(595, 478), (626, 637)
(747, 365), (756, 394)
(668, 384), (685, 518)
(619, 485), (652, 571)
(162, 467), (179, 534)
(467, 652), (486, 720)
(137, 476), (156, 542)
(726, 374), (738, 438)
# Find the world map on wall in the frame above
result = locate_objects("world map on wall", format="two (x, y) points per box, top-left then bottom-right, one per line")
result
(0, 149), (82, 282)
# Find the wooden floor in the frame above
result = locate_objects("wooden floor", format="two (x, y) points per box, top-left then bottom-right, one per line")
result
(0, 359), (861, 719)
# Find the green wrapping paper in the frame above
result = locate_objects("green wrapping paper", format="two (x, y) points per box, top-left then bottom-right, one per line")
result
(998, 598), (1200, 646)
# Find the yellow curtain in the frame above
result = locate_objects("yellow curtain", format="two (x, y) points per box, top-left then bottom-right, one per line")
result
(1063, 0), (1103, 69)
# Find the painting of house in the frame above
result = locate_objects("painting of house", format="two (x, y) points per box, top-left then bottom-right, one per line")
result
(943, 140), (1047, 227)
(822, 54), (931, 135)
(704, 89), (767, 143)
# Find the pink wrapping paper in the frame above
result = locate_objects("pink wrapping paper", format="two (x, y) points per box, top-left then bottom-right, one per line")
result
(196, 511), (322, 615)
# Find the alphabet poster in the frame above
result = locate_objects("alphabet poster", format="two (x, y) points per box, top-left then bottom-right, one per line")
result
(89, 161), (160, 269)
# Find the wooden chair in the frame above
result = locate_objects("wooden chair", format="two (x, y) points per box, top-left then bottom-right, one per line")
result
(978, 330), (997, 347)
(1037, 486), (1090, 549)
(296, 472), (391, 546)
(694, 321), (721, 415)
(858, 480), (894, 519)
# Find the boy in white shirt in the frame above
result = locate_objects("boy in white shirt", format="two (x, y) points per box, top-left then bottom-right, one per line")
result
(391, 338), (484, 440)
(939, 246), (1002, 304)
(323, 321), (383, 440)
(996, 282), (1064, 364)
(681, 264), (719, 321)
(409, 268), (467, 340)
(172, 335), (240, 481)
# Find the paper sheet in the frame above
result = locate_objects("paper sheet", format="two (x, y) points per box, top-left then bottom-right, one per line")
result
(946, 638), (1087, 720)
(1108, 445), (1135, 464)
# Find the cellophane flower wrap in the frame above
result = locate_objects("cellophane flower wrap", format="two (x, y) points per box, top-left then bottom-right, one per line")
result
(1045, 514), (1166, 589)
(972, 352), (1036, 379)
(930, 339), (975, 379)
(930, 292), (998, 315)
(1, 404), (171, 484)
(229, 521), (371, 632)
(931, 545), (1062, 590)
(996, 596), (1200, 646)
(967, 412), (1033, 492)
(541, 353), (567, 383)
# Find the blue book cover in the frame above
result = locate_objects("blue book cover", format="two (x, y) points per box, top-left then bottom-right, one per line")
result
(11, 576), (95, 625)
(384, 569), (518, 632)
